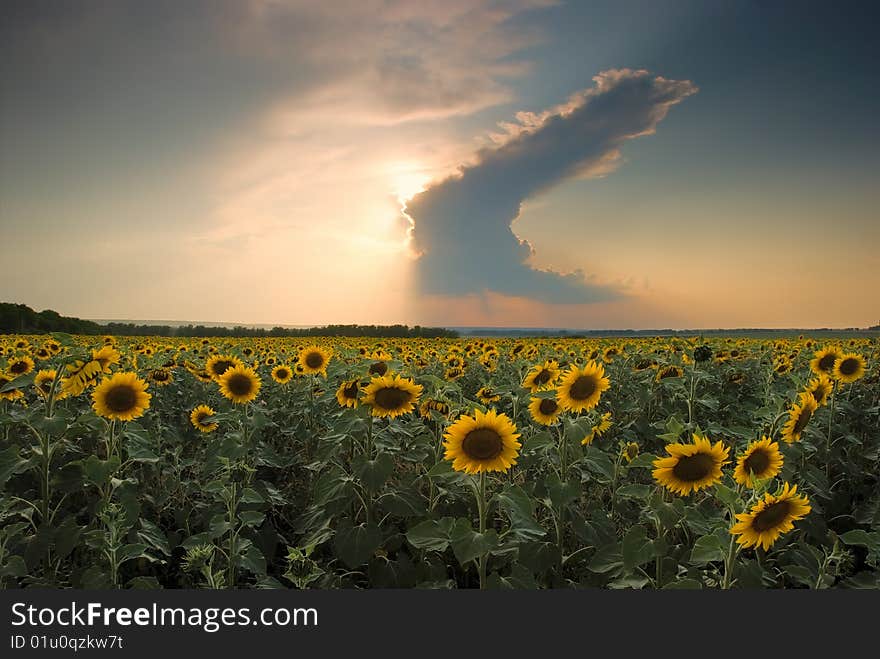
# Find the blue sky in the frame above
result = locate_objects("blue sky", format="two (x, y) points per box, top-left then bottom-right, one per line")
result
(2, 1), (877, 328)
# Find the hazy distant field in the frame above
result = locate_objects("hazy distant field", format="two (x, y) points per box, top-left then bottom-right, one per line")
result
(1, 333), (877, 589)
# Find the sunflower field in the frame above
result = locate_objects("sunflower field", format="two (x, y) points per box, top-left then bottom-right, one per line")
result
(0, 333), (878, 589)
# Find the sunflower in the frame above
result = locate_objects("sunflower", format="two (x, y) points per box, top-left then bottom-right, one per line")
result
(148, 368), (173, 387)
(733, 437), (783, 487)
(730, 483), (811, 551)
(810, 346), (843, 376)
(190, 404), (219, 433)
(653, 434), (730, 496)
(335, 379), (360, 408)
(802, 374), (832, 406)
(61, 359), (104, 396)
(476, 386), (501, 405)
(443, 408), (521, 474)
(34, 347), (51, 360)
(91, 345), (121, 373)
(0, 372), (24, 401)
(528, 395), (562, 426)
(271, 364), (294, 384)
(522, 360), (560, 392)
(622, 442), (640, 463)
(361, 374), (423, 418)
(656, 365), (683, 381)
(298, 345), (332, 376)
(557, 361), (610, 412)
(218, 365), (261, 404)
(780, 393), (817, 443)
(419, 398), (450, 418)
(6, 356), (34, 376)
(833, 353), (866, 384)
(92, 372), (151, 421)
(206, 354), (243, 381)
(444, 367), (464, 381)
(34, 369), (58, 398)
(582, 411), (613, 445)
(368, 360), (389, 376)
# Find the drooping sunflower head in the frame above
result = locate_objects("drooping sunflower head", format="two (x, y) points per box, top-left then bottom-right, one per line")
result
(522, 360), (560, 392)
(335, 379), (360, 408)
(833, 353), (866, 384)
(476, 386), (502, 405)
(298, 345), (332, 376)
(190, 404), (218, 433)
(656, 365), (684, 381)
(6, 355), (34, 376)
(271, 364), (294, 384)
(361, 374), (423, 418)
(653, 434), (730, 496)
(557, 361), (610, 412)
(218, 365), (261, 404)
(91, 345), (121, 373)
(91, 372), (151, 421)
(733, 436), (783, 487)
(730, 482), (811, 551)
(443, 408), (521, 474)
(780, 392), (817, 443)
(622, 442), (640, 463)
(419, 398), (450, 419)
(368, 360), (389, 377)
(33, 369), (58, 398)
(810, 346), (843, 376)
(148, 368), (173, 387)
(206, 354), (243, 381)
(528, 394), (562, 426)
(805, 374), (833, 406)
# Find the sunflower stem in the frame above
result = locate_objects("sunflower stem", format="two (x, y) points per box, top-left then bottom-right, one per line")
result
(721, 508), (739, 589)
(477, 471), (488, 590)
(825, 381), (838, 482)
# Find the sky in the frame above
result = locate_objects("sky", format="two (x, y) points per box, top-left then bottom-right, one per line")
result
(2, 0), (878, 329)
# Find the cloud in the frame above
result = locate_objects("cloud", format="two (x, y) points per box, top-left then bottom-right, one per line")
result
(405, 69), (697, 304)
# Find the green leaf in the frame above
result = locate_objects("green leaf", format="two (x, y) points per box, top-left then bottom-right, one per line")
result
(117, 543), (154, 565)
(240, 488), (265, 504)
(137, 519), (171, 556)
(82, 455), (120, 487)
(622, 525), (654, 572)
(546, 473), (580, 509)
(714, 483), (739, 507)
(0, 445), (28, 489)
(355, 453), (394, 492)
(588, 542), (623, 574)
(616, 484), (652, 500)
(663, 578), (703, 589)
(0, 556), (27, 578)
(625, 452), (657, 469)
(690, 534), (726, 565)
(495, 485), (546, 541)
(238, 510), (266, 528)
(839, 529), (880, 550)
(449, 518), (498, 566)
(333, 519), (382, 569)
(405, 518), (454, 552)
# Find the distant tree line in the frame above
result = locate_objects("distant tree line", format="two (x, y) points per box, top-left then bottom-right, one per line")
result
(0, 303), (458, 338)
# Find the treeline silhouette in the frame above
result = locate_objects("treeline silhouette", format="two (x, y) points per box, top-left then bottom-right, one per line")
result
(0, 303), (458, 338)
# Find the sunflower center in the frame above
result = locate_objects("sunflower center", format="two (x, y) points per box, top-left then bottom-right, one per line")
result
(369, 361), (388, 376)
(751, 500), (792, 532)
(818, 354), (836, 372)
(671, 452), (715, 482)
(838, 358), (858, 376)
(743, 449), (771, 475)
(305, 352), (324, 369)
(374, 387), (411, 410)
(276, 369), (289, 379)
(227, 374), (253, 396)
(569, 375), (597, 401)
(104, 385), (137, 412)
(196, 412), (209, 423)
(793, 408), (812, 434)
(10, 362), (27, 374)
(343, 383), (358, 398)
(212, 360), (234, 376)
(462, 428), (504, 461)
(533, 369), (552, 385)
(538, 399), (558, 415)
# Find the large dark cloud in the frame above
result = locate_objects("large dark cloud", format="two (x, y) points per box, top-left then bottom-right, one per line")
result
(406, 69), (697, 303)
